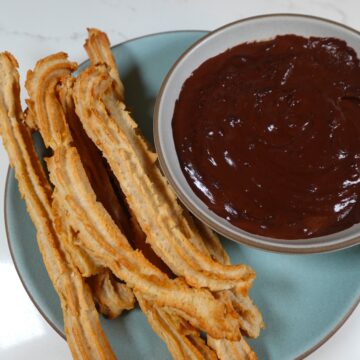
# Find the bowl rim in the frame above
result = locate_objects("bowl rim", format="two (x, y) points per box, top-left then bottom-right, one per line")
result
(154, 13), (360, 254)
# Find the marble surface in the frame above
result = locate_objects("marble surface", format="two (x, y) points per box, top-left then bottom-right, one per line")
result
(0, 0), (359, 359)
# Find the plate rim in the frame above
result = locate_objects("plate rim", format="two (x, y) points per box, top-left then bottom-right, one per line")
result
(3, 27), (360, 360)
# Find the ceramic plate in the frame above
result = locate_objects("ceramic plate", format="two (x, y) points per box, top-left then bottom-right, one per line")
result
(5, 30), (360, 360)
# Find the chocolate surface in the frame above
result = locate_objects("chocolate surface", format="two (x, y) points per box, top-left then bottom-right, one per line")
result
(172, 35), (360, 239)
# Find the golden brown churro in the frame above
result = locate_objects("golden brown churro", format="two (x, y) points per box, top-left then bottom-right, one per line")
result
(136, 292), (218, 360)
(26, 52), (137, 320)
(24, 50), (243, 340)
(0, 52), (116, 360)
(0, 28), (264, 360)
(29, 50), (247, 353)
(57, 75), (172, 276)
(207, 337), (258, 360)
(73, 65), (254, 291)
(88, 271), (135, 319)
(48, 145), (241, 340)
(82, 29), (263, 358)
(85, 28), (124, 100)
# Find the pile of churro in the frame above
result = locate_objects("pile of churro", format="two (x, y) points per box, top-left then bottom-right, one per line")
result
(0, 29), (264, 359)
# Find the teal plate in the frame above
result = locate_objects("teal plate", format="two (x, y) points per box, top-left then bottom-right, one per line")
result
(4, 31), (360, 360)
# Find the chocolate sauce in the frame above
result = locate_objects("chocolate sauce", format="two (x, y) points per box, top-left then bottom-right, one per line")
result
(172, 35), (360, 239)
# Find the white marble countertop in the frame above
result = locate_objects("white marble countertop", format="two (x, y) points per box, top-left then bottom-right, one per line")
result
(0, 0), (359, 359)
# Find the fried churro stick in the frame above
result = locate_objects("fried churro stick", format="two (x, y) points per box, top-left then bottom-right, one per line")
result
(57, 77), (138, 318)
(192, 219), (263, 339)
(73, 62), (262, 350)
(136, 293), (217, 360)
(84, 29), (263, 355)
(28, 52), (241, 339)
(56, 86), (137, 318)
(207, 336), (257, 360)
(25, 51), (241, 341)
(127, 207), (218, 359)
(0, 52), (116, 360)
(84, 28), (124, 100)
(26, 52), (137, 319)
(56, 76), (132, 237)
(57, 75), (172, 276)
(88, 271), (135, 319)
(67, 35), (222, 352)
(48, 145), (241, 340)
(25, 53), (102, 278)
(73, 64), (254, 292)
(85, 29), (249, 290)
(192, 209), (262, 356)
(56, 183), (135, 317)
(84, 28), (234, 276)
(52, 193), (101, 277)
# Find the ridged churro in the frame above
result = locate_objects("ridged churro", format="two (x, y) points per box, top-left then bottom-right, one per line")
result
(0, 52), (116, 360)
(84, 28), (124, 100)
(48, 145), (241, 340)
(73, 65), (254, 291)
(26, 52), (137, 320)
(0, 28), (264, 360)
(88, 270), (135, 319)
(82, 29), (263, 356)
(136, 292), (218, 360)
(24, 50), (243, 341)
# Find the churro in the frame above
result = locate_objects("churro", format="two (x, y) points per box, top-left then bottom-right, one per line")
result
(82, 29), (263, 356)
(136, 292), (218, 360)
(73, 65), (254, 291)
(0, 52), (116, 360)
(84, 28), (124, 100)
(88, 270), (135, 319)
(24, 51), (242, 341)
(26, 52), (137, 321)
(0, 28), (264, 360)
(48, 145), (241, 340)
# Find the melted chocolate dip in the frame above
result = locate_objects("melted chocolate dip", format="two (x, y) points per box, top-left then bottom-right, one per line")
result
(173, 35), (360, 239)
